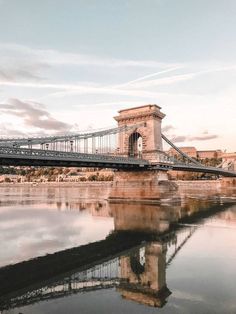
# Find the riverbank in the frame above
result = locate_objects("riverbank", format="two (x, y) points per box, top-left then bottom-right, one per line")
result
(0, 178), (235, 188)
(0, 181), (113, 187)
(175, 178), (236, 188)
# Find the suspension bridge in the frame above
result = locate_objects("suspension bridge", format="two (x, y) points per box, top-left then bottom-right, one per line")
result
(0, 104), (235, 177)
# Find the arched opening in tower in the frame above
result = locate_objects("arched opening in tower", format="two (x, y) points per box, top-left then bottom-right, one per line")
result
(130, 247), (146, 276)
(128, 132), (143, 158)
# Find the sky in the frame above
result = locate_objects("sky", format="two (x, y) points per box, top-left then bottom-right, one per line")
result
(0, 0), (235, 151)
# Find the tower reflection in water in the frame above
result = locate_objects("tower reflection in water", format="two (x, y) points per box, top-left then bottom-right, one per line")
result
(0, 198), (224, 311)
(111, 201), (196, 308)
(118, 242), (170, 307)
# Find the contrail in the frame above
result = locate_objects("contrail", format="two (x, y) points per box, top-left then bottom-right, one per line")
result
(115, 64), (236, 89)
(116, 66), (182, 87)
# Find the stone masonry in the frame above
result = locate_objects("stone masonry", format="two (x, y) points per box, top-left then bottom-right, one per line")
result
(109, 105), (178, 202)
(114, 104), (165, 163)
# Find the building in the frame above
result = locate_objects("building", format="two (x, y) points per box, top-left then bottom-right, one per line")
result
(168, 147), (223, 160)
(168, 147), (197, 158)
(197, 150), (222, 159)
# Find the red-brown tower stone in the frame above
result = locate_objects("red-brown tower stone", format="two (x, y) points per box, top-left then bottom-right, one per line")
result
(114, 104), (165, 162)
(109, 104), (177, 202)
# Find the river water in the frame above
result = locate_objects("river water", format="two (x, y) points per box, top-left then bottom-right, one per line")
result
(0, 183), (236, 314)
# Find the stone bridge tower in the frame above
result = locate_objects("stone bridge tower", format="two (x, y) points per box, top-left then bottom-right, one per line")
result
(109, 104), (177, 202)
(114, 104), (165, 162)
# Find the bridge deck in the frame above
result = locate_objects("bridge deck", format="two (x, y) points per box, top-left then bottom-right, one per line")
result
(0, 146), (235, 177)
(0, 146), (149, 169)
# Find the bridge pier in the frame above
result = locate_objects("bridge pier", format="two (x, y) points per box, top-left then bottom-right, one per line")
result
(109, 170), (178, 203)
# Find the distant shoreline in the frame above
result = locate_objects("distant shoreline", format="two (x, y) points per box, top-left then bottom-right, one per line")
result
(0, 179), (224, 186)
(0, 181), (113, 187)
(0, 178), (234, 188)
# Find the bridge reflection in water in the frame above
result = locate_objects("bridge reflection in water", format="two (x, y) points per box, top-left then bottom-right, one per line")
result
(0, 198), (231, 311)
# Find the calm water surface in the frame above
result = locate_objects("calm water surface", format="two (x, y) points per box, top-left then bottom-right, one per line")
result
(0, 184), (236, 314)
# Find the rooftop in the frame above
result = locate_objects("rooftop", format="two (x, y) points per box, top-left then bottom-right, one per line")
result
(118, 104), (162, 114)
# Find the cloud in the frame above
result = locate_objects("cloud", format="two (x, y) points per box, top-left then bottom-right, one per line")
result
(0, 98), (72, 132)
(0, 123), (26, 137)
(1, 43), (235, 103)
(0, 80), (170, 101)
(3, 64), (231, 101)
(190, 134), (218, 141)
(170, 135), (188, 143)
(0, 63), (48, 82)
(169, 133), (218, 143)
(0, 44), (50, 82)
(0, 43), (183, 98)
(162, 125), (175, 132)
(0, 43), (180, 69)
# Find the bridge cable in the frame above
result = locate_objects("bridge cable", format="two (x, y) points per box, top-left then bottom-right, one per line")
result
(161, 133), (202, 166)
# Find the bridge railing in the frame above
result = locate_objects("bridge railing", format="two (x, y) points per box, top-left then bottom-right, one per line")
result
(0, 124), (146, 157)
(0, 146), (150, 166)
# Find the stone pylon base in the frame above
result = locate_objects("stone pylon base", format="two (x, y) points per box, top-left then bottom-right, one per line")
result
(108, 170), (178, 203)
